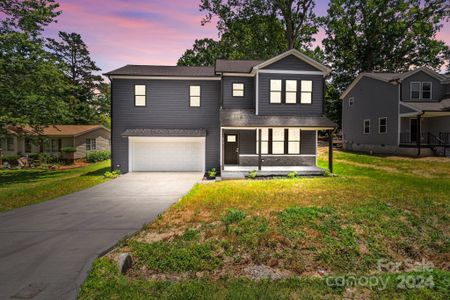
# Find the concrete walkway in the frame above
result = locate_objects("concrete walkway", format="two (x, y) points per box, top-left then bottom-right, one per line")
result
(0, 172), (202, 299)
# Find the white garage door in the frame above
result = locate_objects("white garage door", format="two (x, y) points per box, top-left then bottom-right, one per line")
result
(129, 137), (205, 172)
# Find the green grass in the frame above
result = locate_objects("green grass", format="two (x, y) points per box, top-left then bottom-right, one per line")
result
(0, 160), (111, 212)
(79, 151), (450, 299)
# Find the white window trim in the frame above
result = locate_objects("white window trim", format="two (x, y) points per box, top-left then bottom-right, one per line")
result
(232, 83), (245, 97)
(269, 79), (282, 103)
(86, 138), (97, 151)
(189, 85), (201, 107)
(285, 80), (297, 104)
(378, 117), (388, 134)
(134, 85), (146, 107)
(300, 80), (313, 104)
(363, 119), (370, 134)
(410, 82), (432, 100)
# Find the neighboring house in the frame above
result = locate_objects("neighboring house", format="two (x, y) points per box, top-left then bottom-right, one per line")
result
(105, 49), (337, 174)
(1, 125), (111, 160)
(341, 67), (450, 157)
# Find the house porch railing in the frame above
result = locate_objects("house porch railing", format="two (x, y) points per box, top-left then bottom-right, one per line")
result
(400, 132), (450, 146)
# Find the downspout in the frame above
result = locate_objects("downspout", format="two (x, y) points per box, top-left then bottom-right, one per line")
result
(108, 75), (114, 171)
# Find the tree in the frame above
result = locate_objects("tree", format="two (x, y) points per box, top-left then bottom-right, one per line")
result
(200, 0), (319, 50)
(323, 0), (450, 125)
(0, 0), (69, 135)
(178, 38), (224, 66)
(47, 32), (104, 124)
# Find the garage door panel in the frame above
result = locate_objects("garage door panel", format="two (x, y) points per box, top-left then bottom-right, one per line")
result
(130, 138), (205, 172)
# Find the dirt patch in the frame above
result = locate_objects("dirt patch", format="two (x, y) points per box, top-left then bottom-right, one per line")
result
(242, 264), (293, 280)
(56, 161), (90, 170)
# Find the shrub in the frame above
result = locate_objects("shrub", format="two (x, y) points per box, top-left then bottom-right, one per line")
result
(61, 146), (76, 153)
(2, 155), (20, 164)
(28, 153), (39, 160)
(207, 168), (217, 178)
(222, 208), (246, 225)
(38, 152), (58, 164)
(247, 170), (257, 179)
(87, 150), (111, 163)
(287, 171), (298, 179)
(104, 169), (121, 179)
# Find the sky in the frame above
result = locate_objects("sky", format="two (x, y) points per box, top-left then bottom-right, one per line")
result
(44, 0), (450, 74)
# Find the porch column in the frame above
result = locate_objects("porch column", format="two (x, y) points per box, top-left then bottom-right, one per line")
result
(258, 128), (262, 171)
(221, 128), (224, 171)
(417, 114), (421, 156)
(328, 130), (333, 173)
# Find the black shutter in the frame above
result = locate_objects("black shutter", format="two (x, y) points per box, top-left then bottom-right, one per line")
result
(268, 129), (273, 154)
(284, 129), (289, 154)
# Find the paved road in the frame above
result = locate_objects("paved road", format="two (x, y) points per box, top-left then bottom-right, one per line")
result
(0, 172), (202, 299)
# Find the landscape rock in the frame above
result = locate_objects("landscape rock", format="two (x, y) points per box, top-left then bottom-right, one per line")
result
(118, 253), (132, 274)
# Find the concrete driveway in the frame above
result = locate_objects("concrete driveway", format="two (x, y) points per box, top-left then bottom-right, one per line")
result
(0, 172), (202, 300)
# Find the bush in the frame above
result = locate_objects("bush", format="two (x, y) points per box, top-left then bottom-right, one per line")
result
(222, 208), (246, 225)
(38, 152), (58, 164)
(104, 169), (121, 179)
(247, 170), (257, 179)
(2, 155), (20, 164)
(61, 146), (76, 153)
(287, 171), (298, 179)
(28, 153), (39, 160)
(207, 168), (217, 178)
(87, 150), (111, 163)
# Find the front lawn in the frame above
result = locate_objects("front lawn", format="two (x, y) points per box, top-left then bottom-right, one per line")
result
(0, 160), (111, 212)
(79, 152), (450, 299)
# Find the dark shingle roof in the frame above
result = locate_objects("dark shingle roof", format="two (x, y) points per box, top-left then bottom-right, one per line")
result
(121, 128), (206, 137)
(215, 59), (263, 73)
(104, 65), (217, 77)
(220, 109), (337, 128)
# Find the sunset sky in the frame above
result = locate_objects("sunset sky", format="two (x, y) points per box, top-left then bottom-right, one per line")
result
(44, 0), (450, 74)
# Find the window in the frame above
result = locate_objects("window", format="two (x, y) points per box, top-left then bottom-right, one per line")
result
(232, 83), (244, 97)
(25, 138), (32, 153)
(379, 117), (387, 134)
(51, 139), (61, 152)
(410, 82), (432, 100)
(422, 82), (431, 99)
(227, 135), (237, 142)
(134, 85), (146, 106)
(363, 119), (370, 134)
(272, 128), (284, 154)
(190, 85), (201, 107)
(86, 138), (96, 151)
(6, 136), (14, 151)
(260, 128), (269, 154)
(270, 80), (282, 103)
(349, 97), (354, 106)
(300, 80), (312, 104)
(288, 129), (300, 154)
(285, 80), (297, 104)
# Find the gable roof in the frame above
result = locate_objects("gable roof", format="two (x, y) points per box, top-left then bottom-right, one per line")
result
(253, 49), (331, 75)
(215, 59), (263, 73)
(104, 65), (217, 77)
(340, 67), (449, 99)
(8, 125), (109, 137)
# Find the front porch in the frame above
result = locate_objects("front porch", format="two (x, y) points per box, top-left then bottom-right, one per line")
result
(221, 165), (325, 179)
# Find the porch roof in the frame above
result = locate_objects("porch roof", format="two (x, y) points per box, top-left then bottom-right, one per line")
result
(220, 109), (337, 129)
(402, 99), (450, 113)
(122, 128), (206, 137)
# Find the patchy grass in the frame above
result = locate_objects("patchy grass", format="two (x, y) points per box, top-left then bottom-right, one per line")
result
(0, 160), (111, 212)
(80, 151), (450, 299)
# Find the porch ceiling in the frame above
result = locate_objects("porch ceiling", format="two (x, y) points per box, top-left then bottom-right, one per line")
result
(220, 109), (337, 129)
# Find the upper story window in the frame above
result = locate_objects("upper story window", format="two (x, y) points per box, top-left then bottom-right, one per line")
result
(364, 119), (370, 134)
(410, 82), (432, 100)
(86, 138), (96, 151)
(300, 80), (312, 104)
(379, 117), (387, 134)
(134, 85), (146, 107)
(349, 97), (354, 106)
(270, 79), (282, 103)
(232, 83), (244, 97)
(189, 85), (201, 107)
(285, 80), (297, 104)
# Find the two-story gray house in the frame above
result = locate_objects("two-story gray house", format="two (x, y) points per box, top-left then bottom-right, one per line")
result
(341, 67), (450, 157)
(105, 49), (337, 174)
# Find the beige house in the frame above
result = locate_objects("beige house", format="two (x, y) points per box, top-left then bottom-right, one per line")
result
(1, 125), (110, 160)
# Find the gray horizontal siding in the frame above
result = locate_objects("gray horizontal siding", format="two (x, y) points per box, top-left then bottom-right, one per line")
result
(300, 130), (316, 155)
(223, 129), (256, 154)
(112, 79), (220, 173)
(258, 73), (324, 116)
(401, 71), (443, 101)
(262, 54), (320, 72)
(222, 77), (254, 109)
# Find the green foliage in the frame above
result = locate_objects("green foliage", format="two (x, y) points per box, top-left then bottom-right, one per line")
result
(2, 155), (20, 164)
(247, 170), (257, 179)
(103, 169), (120, 179)
(207, 168), (217, 178)
(61, 146), (76, 153)
(86, 150), (111, 163)
(38, 152), (58, 164)
(130, 241), (222, 272)
(222, 208), (246, 225)
(182, 228), (200, 241)
(287, 171), (297, 179)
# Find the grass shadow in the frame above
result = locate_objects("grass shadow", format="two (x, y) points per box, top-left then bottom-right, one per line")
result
(0, 169), (62, 186)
